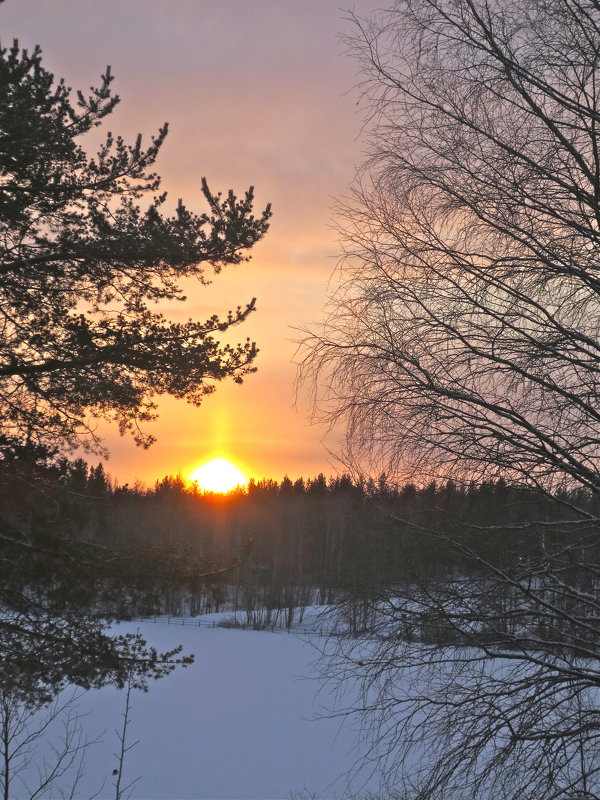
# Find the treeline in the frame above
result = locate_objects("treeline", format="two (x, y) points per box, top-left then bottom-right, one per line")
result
(13, 455), (594, 627)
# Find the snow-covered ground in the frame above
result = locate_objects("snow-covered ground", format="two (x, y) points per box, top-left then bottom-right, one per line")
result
(26, 615), (377, 800)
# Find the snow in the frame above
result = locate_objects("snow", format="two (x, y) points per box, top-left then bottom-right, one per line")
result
(33, 615), (376, 800)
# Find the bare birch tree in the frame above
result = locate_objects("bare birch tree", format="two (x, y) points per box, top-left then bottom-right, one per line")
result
(301, 0), (600, 495)
(300, 0), (600, 796)
(0, 689), (98, 800)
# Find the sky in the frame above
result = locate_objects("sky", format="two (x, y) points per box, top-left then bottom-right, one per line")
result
(1, 0), (380, 486)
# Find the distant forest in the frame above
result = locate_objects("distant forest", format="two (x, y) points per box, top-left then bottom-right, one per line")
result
(5, 455), (594, 630)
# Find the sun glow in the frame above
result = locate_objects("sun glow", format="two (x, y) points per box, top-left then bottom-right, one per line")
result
(189, 457), (248, 494)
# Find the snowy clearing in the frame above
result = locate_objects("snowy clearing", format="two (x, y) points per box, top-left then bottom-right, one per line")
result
(29, 616), (378, 800)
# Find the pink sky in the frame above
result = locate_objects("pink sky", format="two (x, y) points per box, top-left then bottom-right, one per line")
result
(2, 0), (378, 485)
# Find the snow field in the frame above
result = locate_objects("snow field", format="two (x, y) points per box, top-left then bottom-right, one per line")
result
(40, 618), (375, 800)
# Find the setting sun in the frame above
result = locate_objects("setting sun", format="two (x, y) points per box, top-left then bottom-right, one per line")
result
(189, 458), (248, 494)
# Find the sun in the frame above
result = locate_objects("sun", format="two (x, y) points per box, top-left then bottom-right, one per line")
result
(189, 457), (248, 494)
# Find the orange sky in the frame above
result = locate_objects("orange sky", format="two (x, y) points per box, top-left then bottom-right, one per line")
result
(2, 0), (378, 485)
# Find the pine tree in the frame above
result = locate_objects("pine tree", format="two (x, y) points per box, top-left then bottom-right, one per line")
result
(0, 41), (271, 457)
(0, 36), (270, 697)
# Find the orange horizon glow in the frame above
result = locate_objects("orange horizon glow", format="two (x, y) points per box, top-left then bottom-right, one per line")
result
(188, 457), (248, 494)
